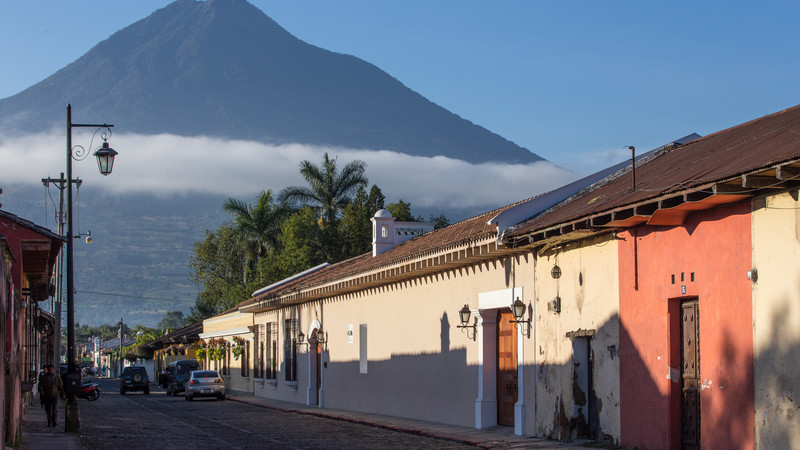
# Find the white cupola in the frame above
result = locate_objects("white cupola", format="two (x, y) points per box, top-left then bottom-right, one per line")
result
(370, 209), (434, 256)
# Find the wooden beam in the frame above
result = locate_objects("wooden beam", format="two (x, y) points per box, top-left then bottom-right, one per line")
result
(742, 174), (781, 189)
(777, 165), (800, 181)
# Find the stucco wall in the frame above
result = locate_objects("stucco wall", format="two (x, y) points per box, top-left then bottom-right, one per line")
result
(533, 233), (620, 443)
(254, 254), (534, 429)
(618, 201), (754, 450)
(202, 312), (253, 394)
(751, 190), (800, 449)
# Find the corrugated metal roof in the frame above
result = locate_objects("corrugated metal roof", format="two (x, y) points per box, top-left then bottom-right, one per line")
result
(507, 104), (800, 239)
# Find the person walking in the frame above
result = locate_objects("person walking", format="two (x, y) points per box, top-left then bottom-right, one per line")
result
(41, 364), (65, 427)
(36, 367), (47, 408)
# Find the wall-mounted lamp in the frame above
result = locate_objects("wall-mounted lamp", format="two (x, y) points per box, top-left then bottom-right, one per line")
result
(551, 265), (562, 279)
(746, 269), (758, 282)
(297, 330), (308, 347)
(509, 297), (531, 337)
(457, 304), (477, 341)
(548, 296), (562, 313)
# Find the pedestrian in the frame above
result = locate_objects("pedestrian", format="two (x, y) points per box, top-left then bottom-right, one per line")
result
(36, 367), (47, 408)
(41, 364), (65, 427)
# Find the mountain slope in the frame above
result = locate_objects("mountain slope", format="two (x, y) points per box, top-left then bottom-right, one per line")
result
(0, 0), (540, 164)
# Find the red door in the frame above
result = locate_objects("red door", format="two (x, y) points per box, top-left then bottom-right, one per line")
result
(497, 310), (518, 426)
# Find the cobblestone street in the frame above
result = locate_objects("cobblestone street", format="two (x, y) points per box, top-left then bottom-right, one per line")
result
(72, 378), (478, 449)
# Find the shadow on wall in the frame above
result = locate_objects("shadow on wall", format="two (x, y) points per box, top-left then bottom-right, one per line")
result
(753, 295), (800, 449)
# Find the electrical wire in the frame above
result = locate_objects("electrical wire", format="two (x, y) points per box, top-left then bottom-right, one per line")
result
(74, 289), (194, 303)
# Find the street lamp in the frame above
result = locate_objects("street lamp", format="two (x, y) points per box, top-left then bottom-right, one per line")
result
(64, 104), (117, 433)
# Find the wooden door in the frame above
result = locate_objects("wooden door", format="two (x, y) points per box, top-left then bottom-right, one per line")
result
(497, 310), (518, 426)
(681, 300), (700, 449)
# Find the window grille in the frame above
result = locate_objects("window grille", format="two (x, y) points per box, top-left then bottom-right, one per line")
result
(265, 322), (277, 379)
(284, 319), (297, 382)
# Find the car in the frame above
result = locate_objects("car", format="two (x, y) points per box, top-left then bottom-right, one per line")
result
(165, 359), (200, 396)
(185, 370), (226, 401)
(120, 366), (150, 395)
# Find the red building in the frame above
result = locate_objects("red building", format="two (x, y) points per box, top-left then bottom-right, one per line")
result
(0, 209), (63, 445)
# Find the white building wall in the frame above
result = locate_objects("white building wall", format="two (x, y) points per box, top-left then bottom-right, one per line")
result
(751, 190), (800, 449)
(253, 253), (535, 429)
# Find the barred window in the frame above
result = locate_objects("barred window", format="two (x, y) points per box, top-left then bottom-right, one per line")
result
(284, 319), (297, 382)
(223, 343), (230, 376)
(266, 323), (277, 379)
(255, 324), (265, 379)
(241, 339), (250, 378)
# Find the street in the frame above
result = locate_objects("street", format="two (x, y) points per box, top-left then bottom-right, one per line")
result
(75, 378), (478, 449)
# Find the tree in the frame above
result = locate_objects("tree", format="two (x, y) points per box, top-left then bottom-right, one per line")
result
(278, 153), (368, 227)
(340, 185), (385, 257)
(386, 199), (421, 222)
(157, 311), (185, 331)
(258, 207), (327, 282)
(429, 214), (450, 230)
(223, 190), (288, 283)
(188, 224), (250, 320)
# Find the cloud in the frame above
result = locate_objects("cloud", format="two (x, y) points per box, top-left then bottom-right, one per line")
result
(1, 132), (578, 211)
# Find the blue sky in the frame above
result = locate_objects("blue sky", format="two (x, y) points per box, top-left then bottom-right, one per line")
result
(2, 1), (799, 176)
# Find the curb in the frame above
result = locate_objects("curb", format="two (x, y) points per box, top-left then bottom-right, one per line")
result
(227, 396), (488, 449)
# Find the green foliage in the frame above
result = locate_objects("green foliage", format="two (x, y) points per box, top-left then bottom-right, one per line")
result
(386, 199), (421, 222)
(278, 152), (368, 227)
(157, 311), (185, 331)
(212, 347), (226, 360)
(196, 348), (207, 360)
(429, 214), (450, 230)
(232, 345), (244, 360)
(222, 190), (289, 283)
(188, 224), (250, 321)
(340, 185), (385, 257)
(257, 207), (326, 283)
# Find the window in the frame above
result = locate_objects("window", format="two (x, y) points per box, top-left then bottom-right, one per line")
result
(381, 225), (388, 238)
(266, 323), (277, 379)
(284, 319), (297, 382)
(255, 324), (264, 379)
(241, 340), (250, 378)
(360, 324), (368, 374)
(223, 343), (230, 376)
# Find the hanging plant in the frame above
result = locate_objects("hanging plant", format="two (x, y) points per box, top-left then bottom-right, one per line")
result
(232, 336), (246, 346)
(196, 348), (207, 360)
(232, 345), (244, 360)
(212, 347), (226, 360)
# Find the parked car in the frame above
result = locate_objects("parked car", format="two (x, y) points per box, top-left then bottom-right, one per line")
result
(120, 366), (150, 395)
(166, 359), (200, 396)
(185, 370), (226, 401)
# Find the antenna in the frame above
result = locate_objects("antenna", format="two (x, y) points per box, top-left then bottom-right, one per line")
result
(625, 146), (636, 190)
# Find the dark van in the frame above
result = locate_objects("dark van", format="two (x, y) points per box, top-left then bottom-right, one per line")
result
(166, 359), (200, 396)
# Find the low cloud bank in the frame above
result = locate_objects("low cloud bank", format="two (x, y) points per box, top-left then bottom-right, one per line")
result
(1, 132), (579, 211)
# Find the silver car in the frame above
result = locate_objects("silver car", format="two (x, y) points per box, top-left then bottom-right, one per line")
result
(184, 370), (225, 401)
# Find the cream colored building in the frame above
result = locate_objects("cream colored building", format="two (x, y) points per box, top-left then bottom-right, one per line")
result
(199, 309), (254, 395)
(751, 189), (800, 449)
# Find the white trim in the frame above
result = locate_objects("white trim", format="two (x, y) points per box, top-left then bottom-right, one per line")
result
(252, 262), (330, 296)
(478, 287), (521, 310)
(199, 327), (251, 339)
(203, 312), (251, 325)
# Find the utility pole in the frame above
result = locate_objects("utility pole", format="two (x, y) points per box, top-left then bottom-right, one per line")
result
(118, 317), (124, 377)
(42, 173), (81, 365)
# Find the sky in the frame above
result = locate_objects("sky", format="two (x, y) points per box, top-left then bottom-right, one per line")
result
(2, 1), (800, 210)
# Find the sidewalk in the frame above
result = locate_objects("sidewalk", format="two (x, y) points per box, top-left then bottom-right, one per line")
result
(18, 396), (81, 450)
(227, 394), (594, 449)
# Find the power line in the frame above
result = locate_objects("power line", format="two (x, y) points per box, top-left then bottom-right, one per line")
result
(75, 289), (194, 303)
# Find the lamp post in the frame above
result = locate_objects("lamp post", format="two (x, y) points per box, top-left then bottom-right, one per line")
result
(64, 104), (118, 433)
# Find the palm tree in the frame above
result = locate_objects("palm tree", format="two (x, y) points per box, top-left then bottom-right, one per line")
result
(223, 190), (287, 280)
(278, 153), (368, 226)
